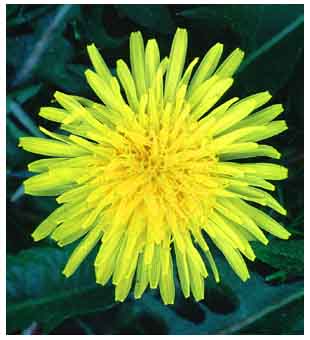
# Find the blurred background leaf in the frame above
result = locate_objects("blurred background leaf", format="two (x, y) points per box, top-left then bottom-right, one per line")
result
(252, 239), (304, 278)
(7, 246), (115, 334)
(130, 254), (304, 335)
(179, 4), (304, 94)
(78, 5), (127, 49)
(6, 3), (303, 335)
(7, 246), (303, 335)
(115, 4), (176, 34)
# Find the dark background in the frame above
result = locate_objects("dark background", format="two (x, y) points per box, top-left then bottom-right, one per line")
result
(6, 4), (304, 335)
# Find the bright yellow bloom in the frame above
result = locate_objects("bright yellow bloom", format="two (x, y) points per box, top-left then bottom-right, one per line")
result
(19, 28), (290, 304)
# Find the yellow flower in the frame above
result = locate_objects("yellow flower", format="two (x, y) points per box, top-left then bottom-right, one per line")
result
(19, 28), (290, 304)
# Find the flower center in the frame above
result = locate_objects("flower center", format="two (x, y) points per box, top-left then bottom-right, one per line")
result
(110, 114), (217, 206)
(96, 100), (221, 246)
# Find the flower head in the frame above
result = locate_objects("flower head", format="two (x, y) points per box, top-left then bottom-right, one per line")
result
(19, 28), (290, 304)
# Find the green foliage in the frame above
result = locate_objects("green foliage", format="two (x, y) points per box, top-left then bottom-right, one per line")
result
(179, 5), (264, 51)
(115, 5), (176, 34)
(180, 4), (304, 94)
(7, 84), (42, 111)
(6, 3), (304, 335)
(78, 6), (127, 49)
(7, 246), (115, 334)
(252, 239), (304, 277)
(239, 296), (304, 335)
(7, 246), (304, 334)
(133, 254), (303, 335)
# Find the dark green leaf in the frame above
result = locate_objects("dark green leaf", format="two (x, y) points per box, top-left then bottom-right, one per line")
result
(7, 34), (35, 70)
(129, 253), (303, 335)
(238, 294), (303, 334)
(39, 61), (91, 95)
(8, 5), (81, 87)
(34, 37), (89, 94)
(7, 246), (115, 334)
(179, 5), (264, 51)
(32, 5), (80, 40)
(179, 5), (303, 53)
(7, 84), (42, 112)
(116, 5), (176, 34)
(6, 118), (30, 169)
(236, 13), (303, 94)
(7, 98), (43, 137)
(7, 5), (53, 27)
(6, 4), (20, 18)
(79, 6), (127, 49)
(252, 239), (304, 277)
(179, 5), (304, 94)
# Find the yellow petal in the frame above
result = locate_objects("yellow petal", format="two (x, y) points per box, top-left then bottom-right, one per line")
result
(215, 47), (244, 78)
(63, 225), (103, 277)
(189, 42), (223, 94)
(164, 28), (188, 102)
(130, 31), (147, 98)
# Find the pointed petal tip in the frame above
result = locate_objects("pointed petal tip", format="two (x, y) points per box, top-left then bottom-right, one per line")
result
(31, 232), (40, 242)
(53, 90), (63, 99)
(146, 38), (157, 45)
(115, 295), (126, 303)
(276, 206), (287, 216)
(275, 152), (282, 160)
(84, 68), (93, 77)
(283, 167), (289, 178)
(116, 58), (123, 67)
(134, 292), (142, 299)
(283, 121), (289, 131)
(237, 47), (245, 55)
(275, 229), (291, 240)
(239, 273), (250, 282)
(215, 42), (224, 48)
(176, 27), (187, 33)
(86, 42), (96, 49)
(130, 30), (142, 39)
(194, 296), (204, 303)
(163, 299), (174, 305)
(62, 268), (72, 278)
(183, 292), (190, 299)
(265, 90), (272, 97)
(227, 77), (234, 85)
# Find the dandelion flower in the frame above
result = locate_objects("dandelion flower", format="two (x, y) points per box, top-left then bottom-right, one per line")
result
(19, 28), (290, 304)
